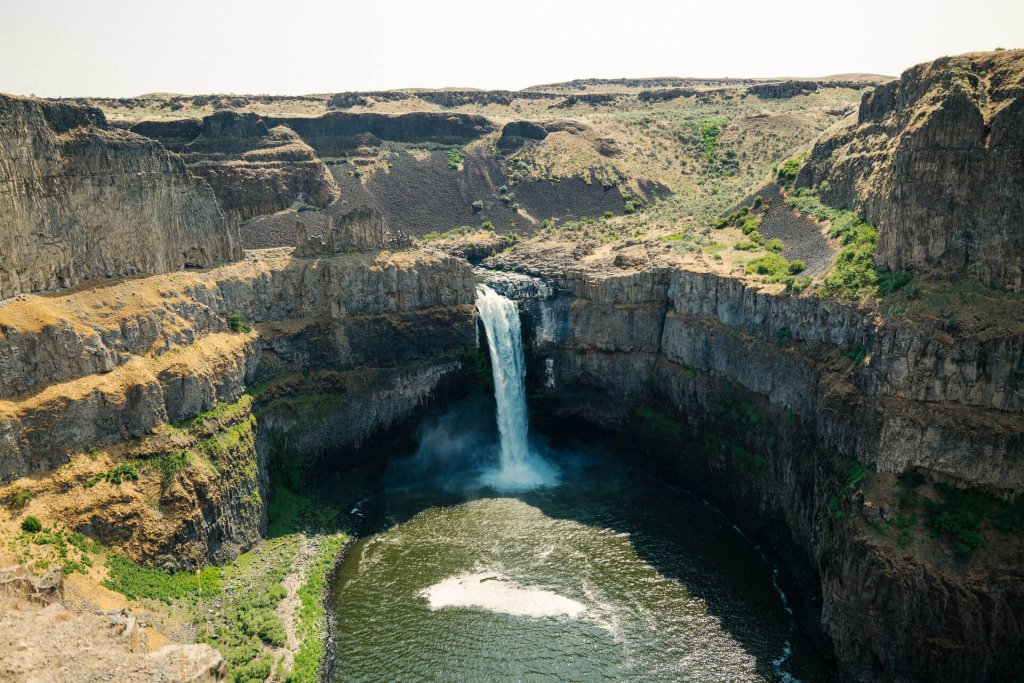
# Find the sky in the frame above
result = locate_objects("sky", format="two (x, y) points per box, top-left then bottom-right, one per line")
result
(1, 0), (1020, 97)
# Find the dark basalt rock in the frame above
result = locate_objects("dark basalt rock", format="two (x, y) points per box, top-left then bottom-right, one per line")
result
(496, 120), (549, 153)
(265, 111), (495, 156)
(798, 49), (1024, 291)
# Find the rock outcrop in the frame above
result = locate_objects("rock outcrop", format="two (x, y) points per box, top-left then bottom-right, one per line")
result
(0, 94), (241, 300)
(798, 49), (1024, 292)
(0, 247), (475, 565)
(0, 565), (226, 682)
(485, 263), (1023, 682)
(264, 111), (494, 157)
(293, 208), (408, 255)
(496, 121), (549, 153)
(131, 112), (338, 222)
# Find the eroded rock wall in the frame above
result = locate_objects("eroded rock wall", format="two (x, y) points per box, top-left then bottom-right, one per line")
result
(0, 94), (242, 300)
(504, 266), (1023, 682)
(131, 111), (338, 222)
(0, 247), (475, 566)
(798, 49), (1024, 292)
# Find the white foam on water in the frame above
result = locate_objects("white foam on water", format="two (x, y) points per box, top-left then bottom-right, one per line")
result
(420, 571), (586, 619)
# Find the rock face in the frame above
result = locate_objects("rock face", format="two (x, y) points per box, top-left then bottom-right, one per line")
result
(0, 247), (475, 566)
(0, 564), (226, 682)
(131, 112), (338, 222)
(494, 265), (1023, 682)
(496, 120), (549, 153)
(293, 207), (408, 255)
(264, 111), (494, 157)
(799, 50), (1024, 292)
(0, 94), (242, 300)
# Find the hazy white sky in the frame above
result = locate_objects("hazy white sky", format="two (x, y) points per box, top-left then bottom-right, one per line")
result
(1, 0), (1020, 97)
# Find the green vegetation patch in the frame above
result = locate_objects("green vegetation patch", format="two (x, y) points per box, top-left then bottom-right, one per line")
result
(83, 464), (140, 488)
(2, 487), (33, 510)
(923, 484), (1024, 556)
(103, 555), (223, 603)
(292, 534), (348, 682)
(744, 252), (806, 288)
(181, 395), (254, 434)
(202, 538), (294, 682)
(696, 116), (730, 160)
(229, 313), (253, 334)
(445, 148), (465, 170)
(776, 155), (803, 181)
(786, 188), (902, 301)
(634, 406), (684, 444)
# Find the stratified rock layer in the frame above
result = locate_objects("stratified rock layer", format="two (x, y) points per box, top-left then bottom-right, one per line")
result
(0, 94), (241, 300)
(490, 264), (1023, 683)
(132, 112), (338, 223)
(799, 49), (1024, 292)
(0, 247), (476, 566)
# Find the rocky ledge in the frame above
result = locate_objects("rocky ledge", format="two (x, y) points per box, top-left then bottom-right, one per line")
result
(485, 260), (1023, 682)
(0, 94), (241, 300)
(0, 246), (475, 566)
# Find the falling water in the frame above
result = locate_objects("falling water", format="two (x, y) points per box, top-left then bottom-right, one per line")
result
(475, 284), (557, 490)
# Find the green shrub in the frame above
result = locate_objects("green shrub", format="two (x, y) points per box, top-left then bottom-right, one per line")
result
(21, 516), (42, 533)
(445, 148), (464, 170)
(102, 555), (222, 602)
(228, 313), (252, 334)
(746, 253), (788, 276)
(67, 531), (102, 554)
(877, 270), (913, 296)
(3, 487), (33, 510)
(787, 260), (806, 275)
(153, 451), (193, 488)
(107, 464), (139, 485)
(925, 496), (984, 555)
(904, 281), (923, 299)
(602, 211), (614, 219)
(776, 156), (802, 180)
(765, 238), (784, 253)
(734, 240), (759, 251)
(921, 484), (1024, 555)
(83, 463), (140, 488)
(696, 116), (729, 160)
(847, 344), (867, 366)
(471, 199), (484, 212)
(791, 276), (812, 294)
(480, 221), (494, 230)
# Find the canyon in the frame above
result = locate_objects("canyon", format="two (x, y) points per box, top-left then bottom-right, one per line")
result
(0, 49), (1022, 683)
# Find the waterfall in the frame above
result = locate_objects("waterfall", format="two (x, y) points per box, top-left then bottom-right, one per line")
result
(475, 284), (557, 490)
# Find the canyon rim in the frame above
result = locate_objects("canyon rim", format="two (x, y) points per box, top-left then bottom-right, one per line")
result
(1, 4), (1022, 682)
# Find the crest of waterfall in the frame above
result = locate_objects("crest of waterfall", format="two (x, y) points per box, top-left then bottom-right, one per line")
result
(475, 284), (557, 490)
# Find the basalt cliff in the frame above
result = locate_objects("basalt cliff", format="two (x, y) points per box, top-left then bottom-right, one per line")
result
(0, 94), (241, 300)
(1, 51), (1022, 683)
(798, 49), (1024, 292)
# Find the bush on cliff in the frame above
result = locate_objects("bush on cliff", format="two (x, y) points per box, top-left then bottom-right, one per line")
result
(776, 155), (802, 181)
(20, 516), (42, 533)
(445, 148), (464, 170)
(3, 487), (33, 510)
(229, 313), (252, 333)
